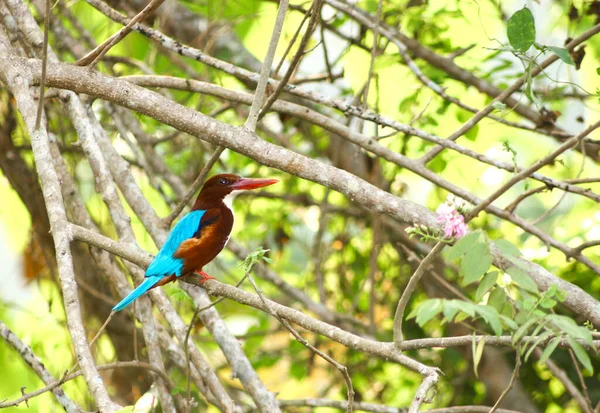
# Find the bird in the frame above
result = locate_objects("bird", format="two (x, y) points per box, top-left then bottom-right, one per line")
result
(112, 173), (279, 312)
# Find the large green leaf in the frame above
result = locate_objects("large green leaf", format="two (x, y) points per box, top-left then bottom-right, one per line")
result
(538, 337), (560, 364)
(507, 7), (536, 52)
(475, 271), (498, 301)
(473, 335), (486, 378)
(547, 315), (593, 345)
(506, 266), (539, 294)
(513, 314), (543, 345)
(475, 305), (503, 336)
(454, 300), (477, 317)
(487, 287), (508, 313)
(447, 231), (482, 261)
(500, 315), (519, 331)
(547, 46), (575, 66)
(461, 242), (493, 285)
(568, 337), (593, 373)
(524, 331), (552, 362)
(442, 300), (460, 322)
(495, 239), (522, 257)
(415, 299), (443, 326)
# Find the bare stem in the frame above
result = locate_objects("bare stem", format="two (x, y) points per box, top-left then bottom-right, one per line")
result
(245, 0), (289, 131)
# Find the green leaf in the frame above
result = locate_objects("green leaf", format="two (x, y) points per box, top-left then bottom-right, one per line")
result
(455, 311), (470, 323)
(547, 46), (575, 66)
(524, 61), (541, 105)
(524, 330), (552, 362)
(242, 247), (272, 272)
(488, 287), (508, 313)
(500, 315), (519, 331)
(495, 239), (522, 257)
(522, 297), (536, 311)
(539, 337), (560, 364)
(515, 309), (529, 325)
(465, 124), (479, 141)
(476, 305), (503, 336)
(513, 314), (543, 345)
(506, 267), (539, 294)
(454, 300), (476, 317)
(252, 352), (280, 369)
(461, 243), (493, 285)
(522, 319), (550, 356)
(442, 300), (460, 322)
(475, 271), (498, 301)
(529, 319), (549, 340)
(555, 288), (568, 302)
(290, 360), (307, 380)
(507, 7), (536, 52)
(415, 299), (443, 326)
(568, 336), (593, 373)
(473, 335), (486, 378)
(171, 387), (185, 395)
(539, 296), (557, 309)
(447, 231), (482, 261)
(428, 154), (448, 173)
(547, 315), (593, 345)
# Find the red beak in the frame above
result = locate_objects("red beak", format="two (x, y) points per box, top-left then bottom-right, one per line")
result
(232, 177), (279, 190)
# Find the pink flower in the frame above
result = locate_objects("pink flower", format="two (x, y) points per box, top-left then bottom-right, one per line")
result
(436, 201), (468, 239)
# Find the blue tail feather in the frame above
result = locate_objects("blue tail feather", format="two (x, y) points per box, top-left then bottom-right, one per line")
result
(112, 276), (163, 312)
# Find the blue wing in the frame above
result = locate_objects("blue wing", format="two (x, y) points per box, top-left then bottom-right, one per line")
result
(112, 210), (206, 312)
(146, 209), (206, 277)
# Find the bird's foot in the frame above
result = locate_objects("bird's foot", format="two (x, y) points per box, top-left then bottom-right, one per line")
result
(194, 270), (215, 285)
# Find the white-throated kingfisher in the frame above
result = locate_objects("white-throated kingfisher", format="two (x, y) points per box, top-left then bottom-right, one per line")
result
(112, 174), (278, 312)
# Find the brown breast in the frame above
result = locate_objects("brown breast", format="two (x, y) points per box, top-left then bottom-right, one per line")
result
(173, 204), (233, 275)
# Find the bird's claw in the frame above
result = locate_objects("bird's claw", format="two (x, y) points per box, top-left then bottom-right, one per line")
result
(194, 270), (215, 284)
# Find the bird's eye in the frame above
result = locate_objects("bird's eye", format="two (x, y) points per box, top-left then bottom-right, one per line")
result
(219, 178), (228, 185)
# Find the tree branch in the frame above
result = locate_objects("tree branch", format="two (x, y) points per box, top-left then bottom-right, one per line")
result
(244, 0), (289, 131)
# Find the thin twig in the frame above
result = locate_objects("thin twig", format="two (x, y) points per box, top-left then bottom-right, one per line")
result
(0, 30), (119, 411)
(34, 0), (50, 130)
(312, 189), (330, 304)
(0, 321), (81, 412)
(534, 348), (592, 413)
(0, 361), (175, 410)
(466, 121), (600, 222)
(362, 0), (382, 106)
(408, 372), (439, 413)
(368, 216), (382, 336)
(183, 271), (249, 411)
(393, 242), (445, 346)
(273, 3), (313, 75)
(75, 0), (166, 68)
(278, 399), (521, 413)
(121, 75), (600, 209)
(505, 177), (600, 213)
(245, 0), (289, 131)
(419, 25), (600, 164)
(488, 351), (521, 413)
(163, 146), (224, 227)
(529, 140), (587, 225)
(318, 10), (335, 82)
(568, 349), (594, 412)
(247, 275), (355, 412)
(573, 240), (600, 255)
(259, 0), (323, 120)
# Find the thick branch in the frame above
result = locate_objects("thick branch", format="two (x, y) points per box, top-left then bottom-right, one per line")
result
(14, 57), (599, 326)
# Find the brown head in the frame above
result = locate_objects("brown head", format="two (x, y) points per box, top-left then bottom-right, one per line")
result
(192, 173), (279, 210)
